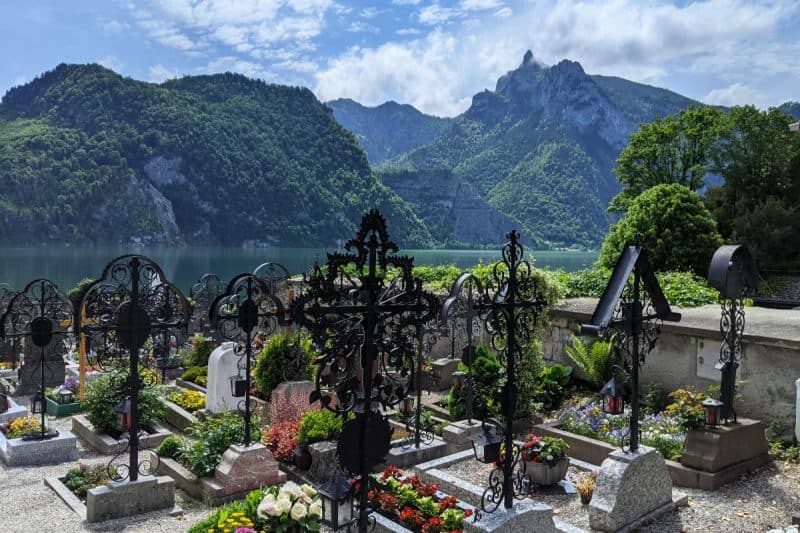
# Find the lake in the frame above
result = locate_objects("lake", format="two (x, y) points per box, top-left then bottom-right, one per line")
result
(0, 246), (598, 293)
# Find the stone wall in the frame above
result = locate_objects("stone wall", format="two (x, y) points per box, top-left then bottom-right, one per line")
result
(544, 298), (800, 439)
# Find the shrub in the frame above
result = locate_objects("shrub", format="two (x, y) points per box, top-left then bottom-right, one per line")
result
(656, 271), (719, 307)
(187, 334), (215, 367)
(155, 435), (185, 459)
(180, 366), (208, 383)
(643, 382), (671, 415)
(598, 184), (723, 275)
(533, 363), (573, 411)
(297, 408), (343, 446)
(169, 389), (205, 412)
(565, 268), (611, 298)
(253, 333), (314, 401)
(447, 345), (502, 420)
(83, 372), (164, 437)
(63, 462), (109, 499)
(264, 420), (300, 462)
(664, 387), (708, 431)
(183, 412), (260, 477)
(564, 335), (616, 388)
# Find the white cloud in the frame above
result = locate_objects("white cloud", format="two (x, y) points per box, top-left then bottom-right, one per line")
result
(101, 19), (130, 35)
(98, 55), (124, 72)
(703, 82), (771, 108)
(396, 27), (421, 35)
(460, 0), (504, 10)
(148, 64), (181, 81)
(360, 7), (379, 19)
(392, 0), (421, 4)
(204, 56), (275, 80)
(494, 6), (512, 18)
(418, 4), (463, 25)
(348, 21), (380, 34)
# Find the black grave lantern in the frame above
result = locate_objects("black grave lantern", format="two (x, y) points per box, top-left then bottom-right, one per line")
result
(230, 373), (248, 398)
(30, 389), (46, 415)
(470, 423), (504, 464)
(0, 384), (8, 415)
(451, 370), (466, 390)
(600, 377), (625, 415)
(57, 387), (74, 405)
(318, 471), (355, 530)
(115, 397), (132, 433)
(400, 395), (415, 417)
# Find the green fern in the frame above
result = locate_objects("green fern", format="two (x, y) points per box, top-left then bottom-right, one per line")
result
(564, 335), (616, 387)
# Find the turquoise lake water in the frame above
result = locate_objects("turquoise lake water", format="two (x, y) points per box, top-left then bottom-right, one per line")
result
(0, 246), (598, 293)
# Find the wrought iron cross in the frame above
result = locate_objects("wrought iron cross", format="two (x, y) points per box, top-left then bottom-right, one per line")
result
(291, 209), (437, 533)
(189, 273), (225, 338)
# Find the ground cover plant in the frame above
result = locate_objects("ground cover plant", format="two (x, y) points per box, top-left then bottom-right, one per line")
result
(370, 465), (472, 532)
(62, 462), (109, 500)
(180, 365), (208, 387)
(168, 389), (205, 412)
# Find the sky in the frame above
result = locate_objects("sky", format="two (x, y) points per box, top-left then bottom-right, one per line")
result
(0, 0), (798, 117)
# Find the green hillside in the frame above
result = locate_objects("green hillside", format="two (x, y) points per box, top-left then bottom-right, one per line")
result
(0, 64), (432, 247)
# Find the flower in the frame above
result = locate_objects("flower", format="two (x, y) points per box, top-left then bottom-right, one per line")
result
(308, 501), (322, 518)
(290, 502), (307, 521)
(301, 483), (317, 498)
(257, 498), (279, 518)
(275, 498), (292, 516)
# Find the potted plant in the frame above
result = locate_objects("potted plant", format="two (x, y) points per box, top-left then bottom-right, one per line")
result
(520, 434), (570, 486)
(575, 471), (597, 504)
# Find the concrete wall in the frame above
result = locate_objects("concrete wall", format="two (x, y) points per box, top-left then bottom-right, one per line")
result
(543, 298), (800, 439)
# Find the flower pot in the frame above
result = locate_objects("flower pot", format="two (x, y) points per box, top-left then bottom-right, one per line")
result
(293, 445), (312, 470)
(525, 457), (569, 486)
(580, 492), (593, 505)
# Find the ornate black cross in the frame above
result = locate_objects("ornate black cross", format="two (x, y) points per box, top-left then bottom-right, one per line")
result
(0, 286), (21, 370)
(210, 273), (285, 446)
(1, 279), (73, 440)
(189, 273), (225, 338)
(80, 255), (189, 482)
(291, 209), (437, 532)
(581, 244), (680, 451)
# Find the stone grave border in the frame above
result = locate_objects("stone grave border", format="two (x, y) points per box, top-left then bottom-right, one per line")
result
(0, 428), (78, 466)
(160, 399), (200, 432)
(0, 397), (27, 424)
(534, 422), (770, 490)
(71, 414), (171, 454)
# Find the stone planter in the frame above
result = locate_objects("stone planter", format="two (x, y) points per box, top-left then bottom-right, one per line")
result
(0, 397), (27, 424)
(0, 429), (78, 466)
(45, 397), (83, 417)
(71, 414), (171, 454)
(174, 378), (207, 394)
(292, 445), (311, 470)
(525, 457), (569, 486)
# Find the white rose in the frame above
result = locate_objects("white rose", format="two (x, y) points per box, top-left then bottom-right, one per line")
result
(276, 498), (292, 516)
(308, 501), (322, 518)
(282, 481), (302, 497)
(301, 483), (317, 498)
(257, 498), (279, 518)
(290, 502), (307, 521)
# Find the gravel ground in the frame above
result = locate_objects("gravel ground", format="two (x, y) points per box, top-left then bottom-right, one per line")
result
(1, 405), (215, 533)
(439, 456), (800, 532)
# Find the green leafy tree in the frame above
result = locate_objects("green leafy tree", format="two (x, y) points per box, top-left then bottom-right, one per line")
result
(706, 106), (800, 269)
(599, 184), (723, 275)
(610, 106), (724, 212)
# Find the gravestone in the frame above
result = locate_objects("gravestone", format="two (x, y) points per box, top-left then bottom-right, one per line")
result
(17, 340), (67, 395)
(206, 342), (239, 414)
(589, 447), (673, 532)
(268, 380), (318, 424)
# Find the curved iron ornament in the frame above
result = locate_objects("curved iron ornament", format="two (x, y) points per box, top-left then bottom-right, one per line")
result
(718, 298), (745, 422)
(189, 273), (225, 338)
(80, 255), (189, 482)
(253, 261), (291, 296)
(289, 209), (438, 533)
(0, 279), (73, 440)
(0, 287), (21, 370)
(210, 273), (286, 447)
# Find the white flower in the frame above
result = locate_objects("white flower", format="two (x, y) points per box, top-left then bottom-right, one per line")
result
(275, 497), (292, 516)
(282, 481), (302, 497)
(301, 483), (317, 498)
(290, 501), (307, 521)
(257, 498), (279, 517)
(308, 501), (322, 518)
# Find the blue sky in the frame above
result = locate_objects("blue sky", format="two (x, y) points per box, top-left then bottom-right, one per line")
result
(1, 0), (798, 117)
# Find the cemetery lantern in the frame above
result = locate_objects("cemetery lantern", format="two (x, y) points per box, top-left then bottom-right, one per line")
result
(401, 395), (415, 417)
(229, 372), (248, 398)
(470, 422), (504, 464)
(30, 389), (46, 415)
(451, 370), (465, 391)
(115, 398), (132, 433)
(702, 398), (724, 427)
(0, 384), (8, 415)
(318, 471), (355, 530)
(57, 387), (74, 405)
(707, 245), (757, 424)
(600, 377), (625, 415)
(580, 244), (680, 452)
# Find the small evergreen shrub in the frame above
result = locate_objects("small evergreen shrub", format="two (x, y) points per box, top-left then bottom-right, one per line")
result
(183, 412), (259, 477)
(187, 334), (215, 367)
(155, 435), (185, 459)
(253, 333), (313, 400)
(180, 366), (208, 383)
(83, 372), (163, 437)
(63, 463), (109, 500)
(297, 409), (343, 446)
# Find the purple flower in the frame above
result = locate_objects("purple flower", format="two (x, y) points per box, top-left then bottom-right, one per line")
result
(64, 378), (79, 393)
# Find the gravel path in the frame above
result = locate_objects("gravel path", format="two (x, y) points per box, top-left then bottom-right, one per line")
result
(439, 456), (800, 532)
(1, 405), (215, 533)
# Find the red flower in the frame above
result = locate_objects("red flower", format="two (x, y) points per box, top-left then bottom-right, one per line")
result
(438, 495), (458, 510)
(382, 465), (400, 480)
(464, 509), (473, 518)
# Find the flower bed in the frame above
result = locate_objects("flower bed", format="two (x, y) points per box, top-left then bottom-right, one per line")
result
(188, 481), (322, 533)
(369, 466), (473, 533)
(558, 402), (685, 460)
(45, 379), (83, 417)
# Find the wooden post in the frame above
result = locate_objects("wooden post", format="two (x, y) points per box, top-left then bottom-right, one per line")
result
(78, 307), (87, 401)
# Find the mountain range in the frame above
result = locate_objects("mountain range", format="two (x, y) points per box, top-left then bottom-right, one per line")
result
(2, 55), (796, 249)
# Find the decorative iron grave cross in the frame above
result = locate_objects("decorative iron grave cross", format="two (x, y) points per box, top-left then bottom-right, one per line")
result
(580, 244), (680, 452)
(189, 273), (225, 338)
(0, 286), (21, 370)
(457, 231), (548, 516)
(210, 273), (285, 447)
(80, 255), (189, 482)
(707, 245), (758, 423)
(1, 279), (73, 439)
(291, 209), (438, 532)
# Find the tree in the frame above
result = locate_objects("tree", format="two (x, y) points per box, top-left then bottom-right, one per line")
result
(706, 106), (800, 269)
(599, 184), (723, 275)
(610, 106), (724, 212)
